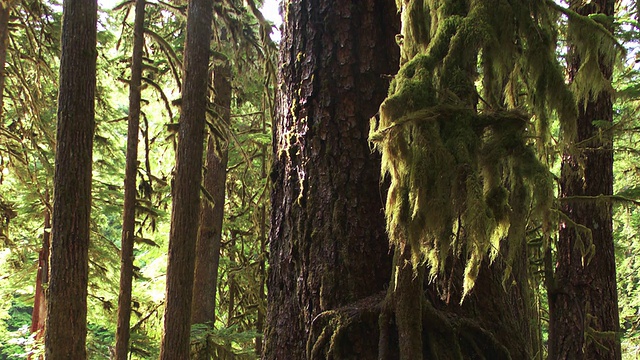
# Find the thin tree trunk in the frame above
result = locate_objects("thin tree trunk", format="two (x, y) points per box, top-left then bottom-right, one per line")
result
(190, 56), (231, 335)
(44, 0), (97, 358)
(114, 0), (145, 358)
(159, 0), (213, 357)
(395, 245), (423, 360)
(190, 134), (227, 359)
(0, 1), (11, 119)
(255, 142), (267, 356)
(227, 233), (236, 327)
(549, 1), (621, 358)
(28, 192), (50, 360)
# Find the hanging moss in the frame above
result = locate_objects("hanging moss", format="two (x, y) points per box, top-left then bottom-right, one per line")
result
(547, 0), (622, 105)
(368, 0), (617, 299)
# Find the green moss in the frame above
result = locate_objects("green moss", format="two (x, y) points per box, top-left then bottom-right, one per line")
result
(370, 0), (611, 300)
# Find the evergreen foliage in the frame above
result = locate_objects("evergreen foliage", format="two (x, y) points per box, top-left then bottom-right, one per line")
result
(612, 5), (640, 353)
(0, 0), (273, 357)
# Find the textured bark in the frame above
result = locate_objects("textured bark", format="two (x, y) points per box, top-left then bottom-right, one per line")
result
(159, 0), (213, 357)
(44, 0), (97, 358)
(264, 0), (400, 359)
(451, 260), (533, 359)
(549, 2), (621, 358)
(191, 60), (231, 327)
(28, 196), (50, 360)
(266, 1), (536, 359)
(114, 0), (145, 358)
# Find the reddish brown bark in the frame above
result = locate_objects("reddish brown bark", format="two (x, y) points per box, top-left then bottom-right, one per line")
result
(265, 1), (540, 358)
(191, 59), (231, 327)
(114, 0), (145, 358)
(159, 0), (213, 357)
(548, 1), (621, 359)
(44, 0), (97, 358)
(264, 1), (400, 358)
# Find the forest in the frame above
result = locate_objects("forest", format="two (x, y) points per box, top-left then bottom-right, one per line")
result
(0, 0), (640, 359)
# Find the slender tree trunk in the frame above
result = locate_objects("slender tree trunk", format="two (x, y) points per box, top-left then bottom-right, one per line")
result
(28, 193), (50, 360)
(255, 142), (267, 356)
(114, 0), (145, 358)
(190, 134), (227, 359)
(395, 245), (423, 360)
(190, 57), (231, 337)
(159, 0), (213, 357)
(549, 1), (621, 358)
(263, 0), (400, 358)
(44, 0), (97, 358)
(0, 1), (11, 119)
(227, 234), (236, 327)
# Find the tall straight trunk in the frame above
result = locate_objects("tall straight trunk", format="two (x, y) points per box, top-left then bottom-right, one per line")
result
(255, 143), (267, 356)
(44, 0), (97, 358)
(263, 1), (399, 358)
(28, 194), (50, 360)
(190, 59), (231, 327)
(0, 1), (10, 119)
(159, 0), (213, 357)
(190, 135), (227, 359)
(549, 1), (621, 358)
(227, 234), (236, 327)
(114, 0), (145, 358)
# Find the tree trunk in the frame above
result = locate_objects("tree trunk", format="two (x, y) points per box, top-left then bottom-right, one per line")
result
(190, 57), (231, 354)
(44, 0), (97, 358)
(227, 233), (236, 327)
(159, 0), (213, 357)
(266, 0), (544, 358)
(0, 1), (11, 119)
(255, 143), (267, 356)
(114, 0), (145, 358)
(263, 0), (400, 358)
(549, 1), (621, 358)
(28, 193), (50, 360)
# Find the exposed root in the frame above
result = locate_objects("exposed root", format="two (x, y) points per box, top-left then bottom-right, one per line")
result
(305, 282), (517, 360)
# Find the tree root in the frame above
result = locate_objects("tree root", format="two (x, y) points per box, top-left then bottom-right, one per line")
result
(306, 287), (515, 360)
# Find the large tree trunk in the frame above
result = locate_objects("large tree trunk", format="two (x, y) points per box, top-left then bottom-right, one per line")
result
(549, 1), (621, 358)
(114, 0), (145, 358)
(263, 0), (400, 359)
(44, 0), (97, 358)
(190, 58), (231, 358)
(159, 0), (213, 357)
(266, 0), (543, 359)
